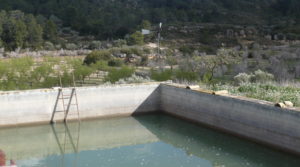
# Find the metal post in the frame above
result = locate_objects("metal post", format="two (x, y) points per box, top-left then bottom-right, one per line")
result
(64, 88), (75, 122)
(157, 22), (162, 56)
(51, 89), (62, 124)
(157, 31), (160, 55)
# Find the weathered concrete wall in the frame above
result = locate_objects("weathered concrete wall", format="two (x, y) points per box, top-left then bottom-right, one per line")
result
(160, 84), (300, 155)
(1, 83), (300, 155)
(0, 83), (160, 127)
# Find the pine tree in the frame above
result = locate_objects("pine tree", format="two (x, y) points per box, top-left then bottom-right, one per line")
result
(128, 31), (144, 45)
(0, 11), (7, 48)
(24, 15), (43, 49)
(2, 18), (28, 50)
(43, 20), (58, 43)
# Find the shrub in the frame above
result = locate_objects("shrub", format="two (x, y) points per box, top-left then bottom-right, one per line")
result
(120, 47), (143, 56)
(234, 73), (252, 85)
(202, 72), (213, 83)
(113, 39), (127, 47)
(234, 70), (274, 85)
(259, 84), (279, 91)
(251, 70), (274, 83)
(108, 58), (123, 67)
(89, 41), (102, 50)
(73, 65), (95, 83)
(83, 50), (112, 65)
(238, 84), (258, 93)
(105, 66), (135, 83)
(115, 74), (153, 84)
(127, 31), (144, 46)
(139, 55), (149, 66)
(179, 45), (195, 55)
(91, 60), (110, 71)
(44, 41), (55, 50)
(143, 48), (151, 54)
(65, 43), (78, 50)
(150, 69), (173, 81)
(207, 81), (300, 107)
(175, 70), (198, 82)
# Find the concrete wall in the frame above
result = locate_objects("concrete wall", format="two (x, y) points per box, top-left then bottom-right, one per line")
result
(0, 83), (160, 127)
(1, 83), (300, 155)
(160, 84), (300, 155)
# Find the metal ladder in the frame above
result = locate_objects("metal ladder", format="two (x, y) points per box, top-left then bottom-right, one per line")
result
(51, 74), (80, 123)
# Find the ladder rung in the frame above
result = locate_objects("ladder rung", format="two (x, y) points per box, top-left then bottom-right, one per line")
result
(59, 97), (69, 99)
(55, 110), (65, 113)
(64, 104), (78, 106)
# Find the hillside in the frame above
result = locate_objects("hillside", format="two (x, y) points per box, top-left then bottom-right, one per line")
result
(0, 0), (299, 39)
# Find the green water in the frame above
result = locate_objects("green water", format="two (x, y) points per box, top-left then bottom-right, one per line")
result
(0, 114), (299, 167)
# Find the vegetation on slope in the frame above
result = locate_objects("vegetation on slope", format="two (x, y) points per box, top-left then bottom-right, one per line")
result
(0, 10), (58, 51)
(0, 0), (299, 40)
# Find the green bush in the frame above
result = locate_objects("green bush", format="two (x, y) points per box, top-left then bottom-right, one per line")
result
(234, 70), (274, 85)
(89, 41), (102, 50)
(73, 65), (95, 84)
(236, 83), (300, 106)
(113, 39), (127, 47)
(175, 70), (198, 82)
(108, 58), (123, 67)
(65, 43), (78, 50)
(83, 50), (112, 65)
(202, 72), (213, 84)
(179, 45), (195, 55)
(119, 47), (143, 56)
(127, 31), (144, 46)
(91, 60), (110, 71)
(105, 66), (135, 83)
(234, 73), (252, 85)
(251, 70), (274, 83)
(139, 55), (148, 66)
(259, 84), (279, 91)
(150, 69), (173, 81)
(238, 84), (258, 93)
(44, 41), (55, 50)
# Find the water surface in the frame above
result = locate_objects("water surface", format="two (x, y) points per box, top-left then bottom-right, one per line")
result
(0, 114), (299, 167)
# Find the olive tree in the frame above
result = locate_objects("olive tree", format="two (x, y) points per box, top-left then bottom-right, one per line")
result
(197, 48), (242, 81)
(180, 48), (242, 82)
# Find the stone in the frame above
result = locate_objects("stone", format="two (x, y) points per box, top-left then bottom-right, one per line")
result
(212, 90), (229, 95)
(284, 101), (294, 107)
(186, 85), (200, 90)
(275, 102), (286, 108)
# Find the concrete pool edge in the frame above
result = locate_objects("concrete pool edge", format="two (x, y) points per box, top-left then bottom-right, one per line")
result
(1, 83), (300, 156)
(160, 84), (300, 156)
(163, 111), (300, 157)
(0, 83), (162, 127)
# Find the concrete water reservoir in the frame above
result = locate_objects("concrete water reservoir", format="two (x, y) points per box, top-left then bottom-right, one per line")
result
(0, 83), (300, 166)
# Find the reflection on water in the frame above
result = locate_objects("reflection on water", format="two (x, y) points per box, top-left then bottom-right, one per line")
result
(0, 114), (299, 167)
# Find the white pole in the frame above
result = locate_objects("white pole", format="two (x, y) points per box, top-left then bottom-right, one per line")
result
(157, 22), (162, 55)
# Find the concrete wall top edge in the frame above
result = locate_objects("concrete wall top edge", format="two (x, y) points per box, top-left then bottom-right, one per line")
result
(0, 82), (162, 96)
(160, 83), (300, 115)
